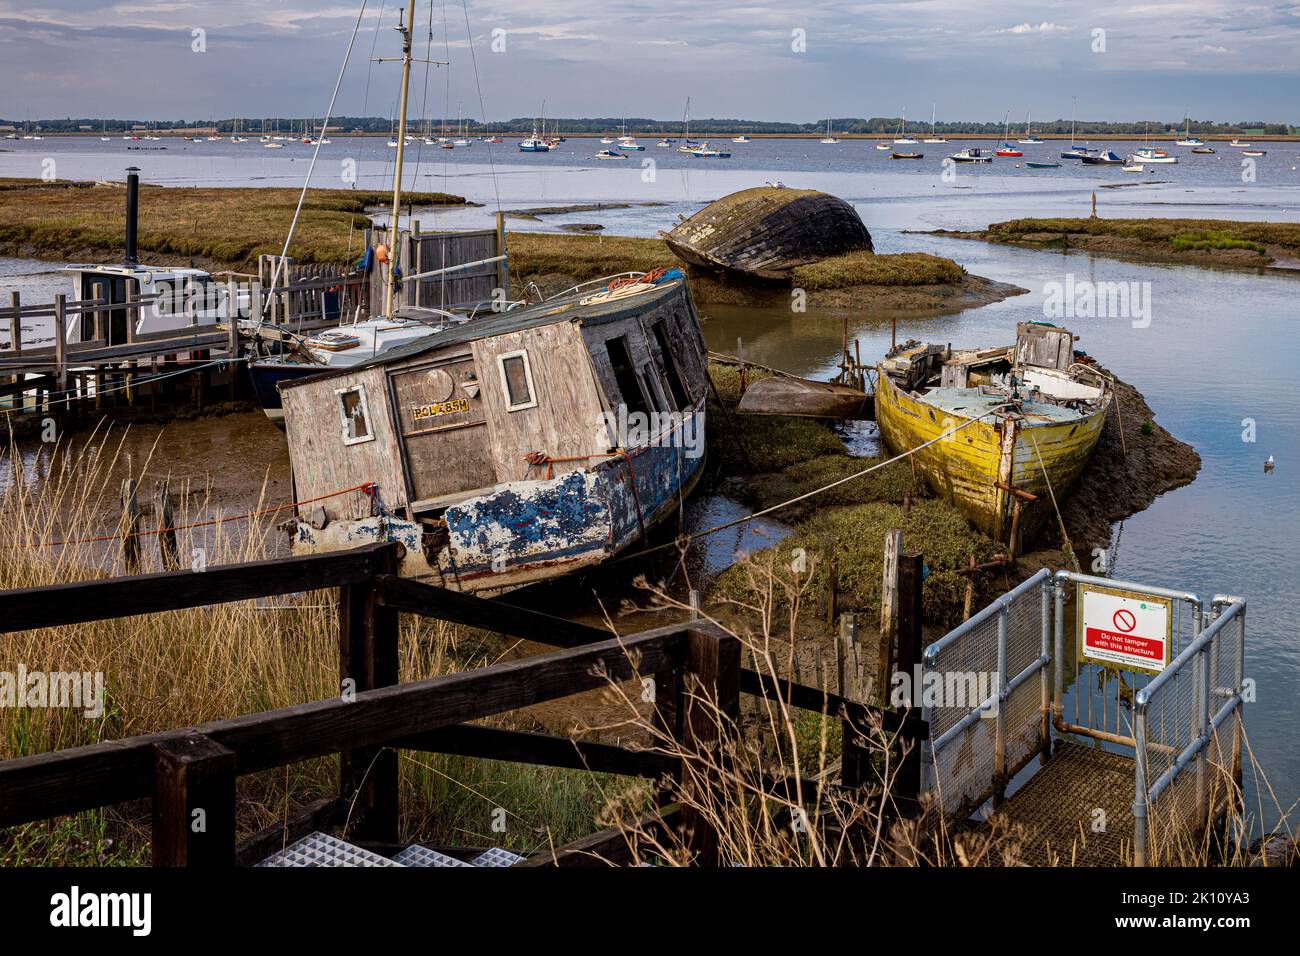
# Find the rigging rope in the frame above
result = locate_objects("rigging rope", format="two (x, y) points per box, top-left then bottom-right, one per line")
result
(261, 1), (372, 327)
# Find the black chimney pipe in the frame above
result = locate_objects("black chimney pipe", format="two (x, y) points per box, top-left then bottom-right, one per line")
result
(124, 166), (140, 266)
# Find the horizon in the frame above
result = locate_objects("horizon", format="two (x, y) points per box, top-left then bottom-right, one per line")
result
(0, 2), (1296, 125)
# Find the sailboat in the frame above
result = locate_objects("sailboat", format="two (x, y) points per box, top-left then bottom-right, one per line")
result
(250, 0), (505, 417)
(1060, 97), (1094, 159)
(995, 111), (1022, 156)
(1175, 110), (1205, 147)
(923, 105), (946, 143)
(269, 1), (710, 593)
(820, 117), (840, 144)
(100, 120), (111, 141)
(893, 110), (917, 145)
(1017, 111), (1044, 145)
(617, 118), (644, 150)
(677, 98), (701, 153)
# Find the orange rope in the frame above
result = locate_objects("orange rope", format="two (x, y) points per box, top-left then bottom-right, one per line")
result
(31, 482), (378, 549)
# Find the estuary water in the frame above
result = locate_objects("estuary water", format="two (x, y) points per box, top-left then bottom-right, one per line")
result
(2, 137), (1299, 826)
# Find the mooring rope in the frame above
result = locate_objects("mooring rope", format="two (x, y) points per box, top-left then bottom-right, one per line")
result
(21, 482), (378, 549)
(616, 403), (1016, 563)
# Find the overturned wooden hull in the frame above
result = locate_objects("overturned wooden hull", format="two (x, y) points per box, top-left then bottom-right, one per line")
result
(660, 186), (872, 280)
(737, 375), (871, 419)
(874, 371), (1109, 550)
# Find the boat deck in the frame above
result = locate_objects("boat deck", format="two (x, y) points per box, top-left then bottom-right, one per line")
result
(920, 386), (1088, 424)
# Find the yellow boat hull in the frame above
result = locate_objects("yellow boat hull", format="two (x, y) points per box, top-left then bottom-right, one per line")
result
(874, 372), (1109, 548)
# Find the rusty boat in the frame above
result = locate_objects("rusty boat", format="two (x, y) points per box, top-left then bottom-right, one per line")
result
(277, 270), (709, 593)
(874, 322), (1112, 552)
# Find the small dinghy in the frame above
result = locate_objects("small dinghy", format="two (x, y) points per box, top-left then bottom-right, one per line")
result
(736, 375), (871, 420)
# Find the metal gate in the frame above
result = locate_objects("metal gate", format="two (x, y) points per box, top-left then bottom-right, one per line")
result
(920, 568), (1053, 816)
(921, 569), (1247, 865)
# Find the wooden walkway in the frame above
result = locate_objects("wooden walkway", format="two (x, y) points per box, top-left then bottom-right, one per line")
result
(990, 740), (1136, 866)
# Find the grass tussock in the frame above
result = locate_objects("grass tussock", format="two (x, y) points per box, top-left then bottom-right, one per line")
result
(0, 181), (464, 270)
(792, 251), (966, 290)
(985, 217), (1295, 254)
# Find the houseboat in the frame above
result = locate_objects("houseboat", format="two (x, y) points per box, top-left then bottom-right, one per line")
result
(278, 269), (710, 592)
(874, 323), (1112, 552)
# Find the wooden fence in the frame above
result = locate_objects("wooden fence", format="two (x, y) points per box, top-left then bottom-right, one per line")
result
(0, 542), (926, 867)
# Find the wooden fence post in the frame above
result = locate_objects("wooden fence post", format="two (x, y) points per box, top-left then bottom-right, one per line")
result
(53, 293), (68, 397)
(91, 282), (105, 410)
(151, 732), (236, 867)
(338, 544), (402, 843)
(155, 478), (179, 570)
(120, 477), (141, 574)
(677, 627), (741, 866)
(6, 291), (20, 406)
(877, 530), (902, 706)
(226, 277), (240, 401)
(893, 550), (925, 806)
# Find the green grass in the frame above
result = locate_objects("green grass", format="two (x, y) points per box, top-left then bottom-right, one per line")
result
(506, 231), (677, 285)
(791, 251), (966, 290)
(1170, 231), (1267, 254)
(984, 217), (1297, 254)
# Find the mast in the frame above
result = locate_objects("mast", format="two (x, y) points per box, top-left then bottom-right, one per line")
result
(384, 0), (418, 319)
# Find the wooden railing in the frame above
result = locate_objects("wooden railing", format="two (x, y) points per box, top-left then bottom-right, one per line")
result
(0, 542), (927, 867)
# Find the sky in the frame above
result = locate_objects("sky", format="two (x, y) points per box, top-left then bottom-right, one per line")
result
(0, 1), (1297, 124)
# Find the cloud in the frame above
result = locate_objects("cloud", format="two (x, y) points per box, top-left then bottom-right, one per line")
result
(997, 22), (1070, 34)
(1199, 44), (1234, 53)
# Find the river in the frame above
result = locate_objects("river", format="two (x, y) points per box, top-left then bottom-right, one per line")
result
(2, 137), (1298, 828)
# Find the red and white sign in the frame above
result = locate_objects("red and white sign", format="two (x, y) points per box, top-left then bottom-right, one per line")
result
(1078, 585), (1171, 674)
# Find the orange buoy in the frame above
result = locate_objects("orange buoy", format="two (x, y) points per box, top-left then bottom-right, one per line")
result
(374, 243), (390, 263)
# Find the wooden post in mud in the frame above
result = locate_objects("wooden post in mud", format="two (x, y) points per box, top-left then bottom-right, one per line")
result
(155, 479), (179, 570)
(120, 478), (141, 574)
(878, 530), (902, 704)
(826, 536), (839, 627)
(91, 282), (106, 410)
(226, 277), (240, 402)
(7, 291), (20, 402)
(53, 294), (68, 398)
(495, 210), (508, 298)
(963, 553), (977, 620)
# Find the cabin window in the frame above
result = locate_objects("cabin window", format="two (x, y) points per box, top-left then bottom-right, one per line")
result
(336, 384), (375, 446)
(497, 350), (538, 411)
(604, 335), (649, 418)
(649, 319), (690, 409)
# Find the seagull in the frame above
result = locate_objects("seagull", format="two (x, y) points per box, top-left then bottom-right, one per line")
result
(1265, 455), (1275, 472)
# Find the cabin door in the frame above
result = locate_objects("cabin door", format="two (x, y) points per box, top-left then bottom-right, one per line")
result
(78, 275), (132, 344)
(388, 357), (498, 508)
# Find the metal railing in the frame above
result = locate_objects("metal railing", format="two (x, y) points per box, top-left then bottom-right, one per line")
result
(1133, 596), (1246, 866)
(921, 568), (1053, 815)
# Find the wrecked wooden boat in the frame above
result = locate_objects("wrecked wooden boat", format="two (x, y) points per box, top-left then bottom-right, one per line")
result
(278, 269), (709, 593)
(659, 186), (872, 280)
(874, 322), (1112, 552)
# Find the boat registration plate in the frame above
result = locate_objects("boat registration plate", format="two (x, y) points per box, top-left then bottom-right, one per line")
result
(412, 398), (470, 421)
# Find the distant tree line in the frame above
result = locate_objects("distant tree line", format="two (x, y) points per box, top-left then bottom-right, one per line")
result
(3, 115), (1293, 135)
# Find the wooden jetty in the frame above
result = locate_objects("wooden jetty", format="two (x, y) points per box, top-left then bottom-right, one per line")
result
(0, 541), (929, 867)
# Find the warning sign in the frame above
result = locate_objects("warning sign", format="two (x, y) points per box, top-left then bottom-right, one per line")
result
(1077, 584), (1172, 675)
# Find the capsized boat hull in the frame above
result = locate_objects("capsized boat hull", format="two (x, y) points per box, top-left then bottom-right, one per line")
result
(874, 372), (1109, 548)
